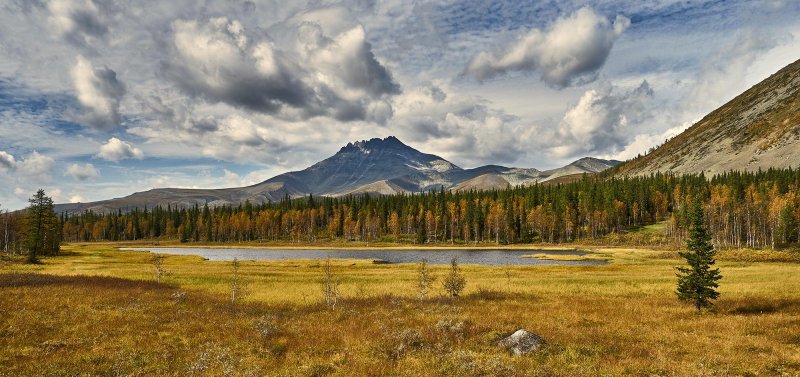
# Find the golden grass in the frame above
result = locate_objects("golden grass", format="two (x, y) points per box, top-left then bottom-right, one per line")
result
(520, 253), (610, 262)
(1, 243), (799, 376)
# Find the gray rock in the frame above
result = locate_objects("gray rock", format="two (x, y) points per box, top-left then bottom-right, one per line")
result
(497, 329), (545, 355)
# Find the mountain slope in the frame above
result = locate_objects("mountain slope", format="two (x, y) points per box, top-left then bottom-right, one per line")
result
(616, 58), (800, 176)
(54, 137), (620, 213)
(453, 157), (620, 192)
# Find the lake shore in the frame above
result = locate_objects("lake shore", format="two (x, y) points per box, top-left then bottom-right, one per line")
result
(101, 240), (586, 251)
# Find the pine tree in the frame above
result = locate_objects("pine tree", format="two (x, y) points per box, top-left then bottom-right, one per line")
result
(24, 189), (59, 263)
(676, 202), (722, 312)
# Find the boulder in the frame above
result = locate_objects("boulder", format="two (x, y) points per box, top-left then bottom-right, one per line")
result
(497, 329), (545, 355)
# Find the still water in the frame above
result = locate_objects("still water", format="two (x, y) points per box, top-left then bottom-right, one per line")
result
(122, 247), (605, 266)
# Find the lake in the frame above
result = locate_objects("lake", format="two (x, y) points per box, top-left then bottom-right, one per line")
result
(121, 247), (606, 266)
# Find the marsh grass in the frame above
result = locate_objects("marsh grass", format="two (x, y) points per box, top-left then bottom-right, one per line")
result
(0, 243), (799, 375)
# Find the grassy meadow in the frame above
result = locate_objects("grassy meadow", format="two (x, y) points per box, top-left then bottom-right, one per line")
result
(1, 243), (800, 376)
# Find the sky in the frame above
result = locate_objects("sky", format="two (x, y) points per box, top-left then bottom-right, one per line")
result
(1, 0), (799, 210)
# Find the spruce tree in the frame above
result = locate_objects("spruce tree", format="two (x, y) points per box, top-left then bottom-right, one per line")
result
(24, 189), (59, 263)
(676, 202), (722, 312)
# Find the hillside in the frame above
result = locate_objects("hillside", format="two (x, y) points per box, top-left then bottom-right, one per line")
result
(53, 137), (619, 213)
(615, 58), (800, 176)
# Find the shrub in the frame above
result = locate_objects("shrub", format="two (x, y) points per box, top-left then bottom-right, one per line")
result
(442, 257), (466, 297)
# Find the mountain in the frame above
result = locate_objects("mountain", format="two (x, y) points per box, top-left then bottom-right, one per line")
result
(615, 58), (800, 176)
(260, 136), (461, 196)
(452, 158), (619, 191)
(54, 137), (620, 214)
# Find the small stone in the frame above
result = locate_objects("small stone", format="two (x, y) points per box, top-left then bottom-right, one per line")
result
(496, 329), (545, 355)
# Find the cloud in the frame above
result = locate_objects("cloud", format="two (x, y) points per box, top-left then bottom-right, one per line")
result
(686, 31), (779, 115)
(97, 137), (143, 161)
(13, 187), (26, 200)
(69, 194), (85, 203)
(220, 168), (274, 187)
(196, 114), (295, 162)
(389, 82), (532, 165)
(164, 17), (399, 122)
(48, 188), (64, 203)
(17, 151), (56, 182)
(466, 7), (630, 88)
(0, 151), (16, 171)
(608, 124), (688, 161)
(70, 55), (126, 130)
(47, 0), (109, 47)
(550, 80), (653, 158)
(66, 162), (99, 181)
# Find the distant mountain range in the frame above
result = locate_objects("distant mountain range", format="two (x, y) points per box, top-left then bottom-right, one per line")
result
(614, 58), (800, 176)
(54, 136), (619, 214)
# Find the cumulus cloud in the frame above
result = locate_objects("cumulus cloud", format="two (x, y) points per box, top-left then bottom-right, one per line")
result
(197, 114), (293, 162)
(608, 124), (688, 161)
(69, 194), (85, 203)
(13, 187), (26, 200)
(466, 7), (630, 88)
(47, 0), (109, 47)
(48, 188), (64, 203)
(301, 23), (400, 97)
(97, 137), (143, 162)
(164, 17), (399, 122)
(0, 151), (16, 172)
(18, 151), (56, 182)
(66, 162), (99, 181)
(550, 80), (653, 158)
(221, 168), (275, 187)
(71, 56), (126, 130)
(389, 82), (532, 165)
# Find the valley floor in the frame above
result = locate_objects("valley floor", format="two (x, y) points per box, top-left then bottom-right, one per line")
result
(1, 243), (799, 376)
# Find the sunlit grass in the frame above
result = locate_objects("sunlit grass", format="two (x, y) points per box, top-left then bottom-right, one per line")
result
(1, 243), (799, 375)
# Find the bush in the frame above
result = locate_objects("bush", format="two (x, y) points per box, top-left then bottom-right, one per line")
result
(442, 257), (466, 297)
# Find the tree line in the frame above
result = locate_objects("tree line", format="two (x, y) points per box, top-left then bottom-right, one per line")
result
(2, 169), (799, 250)
(26, 168), (794, 250)
(1, 189), (60, 261)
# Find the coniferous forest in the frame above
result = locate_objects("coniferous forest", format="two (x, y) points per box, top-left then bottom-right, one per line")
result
(5, 169), (800, 250)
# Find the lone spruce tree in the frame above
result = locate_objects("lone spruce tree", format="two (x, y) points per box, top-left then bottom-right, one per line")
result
(676, 202), (722, 312)
(24, 189), (60, 263)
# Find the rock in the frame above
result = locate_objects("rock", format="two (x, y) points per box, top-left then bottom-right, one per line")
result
(497, 329), (545, 355)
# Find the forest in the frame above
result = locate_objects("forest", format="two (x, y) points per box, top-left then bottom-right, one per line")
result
(3, 168), (800, 251)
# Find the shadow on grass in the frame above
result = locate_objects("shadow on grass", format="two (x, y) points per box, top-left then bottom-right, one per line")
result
(0, 272), (172, 290)
(726, 299), (799, 316)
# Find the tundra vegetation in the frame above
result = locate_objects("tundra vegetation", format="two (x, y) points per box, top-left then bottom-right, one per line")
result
(1, 243), (799, 375)
(1, 175), (800, 375)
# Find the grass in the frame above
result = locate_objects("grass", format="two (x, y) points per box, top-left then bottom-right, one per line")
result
(520, 253), (610, 262)
(1, 243), (800, 376)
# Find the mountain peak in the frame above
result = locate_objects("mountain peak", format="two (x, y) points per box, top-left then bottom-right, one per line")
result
(339, 136), (409, 154)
